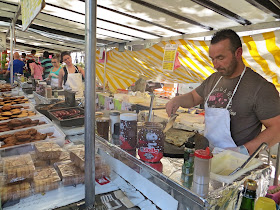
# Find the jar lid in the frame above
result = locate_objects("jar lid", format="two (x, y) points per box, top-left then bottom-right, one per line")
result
(120, 113), (137, 121)
(244, 179), (257, 191)
(144, 122), (163, 128)
(110, 111), (120, 116)
(194, 147), (213, 159)
(96, 117), (110, 122)
(95, 112), (103, 116)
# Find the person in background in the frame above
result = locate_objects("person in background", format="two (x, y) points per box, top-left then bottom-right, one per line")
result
(58, 51), (85, 97)
(47, 55), (61, 88)
(21, 53), (27, 75)
(29, 60), (43, 80)
(21, 53), (26, 62)
(166, 29), (280, 155)
(41, 51), (53, 79)
(5, 52), (25, 82)
(26, 49), (37, 77)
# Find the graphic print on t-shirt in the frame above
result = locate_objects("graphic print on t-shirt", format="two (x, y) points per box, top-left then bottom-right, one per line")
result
(207, 87), (237, 116)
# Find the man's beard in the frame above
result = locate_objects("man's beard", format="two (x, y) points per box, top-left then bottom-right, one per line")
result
(217, 57), (238, 77)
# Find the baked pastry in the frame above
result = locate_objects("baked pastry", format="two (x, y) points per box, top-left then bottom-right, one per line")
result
(55, 160), (84, 186)
(33, 167), (61, 194)
(95, 164), (111, 179)
(1, 181), (31, 202)
(35, 142), (63, 160)
(70, 147), (85, 171)
(3, 154), (35, 183)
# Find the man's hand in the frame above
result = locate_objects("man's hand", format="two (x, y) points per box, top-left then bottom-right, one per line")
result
(166, 97), (181, 117)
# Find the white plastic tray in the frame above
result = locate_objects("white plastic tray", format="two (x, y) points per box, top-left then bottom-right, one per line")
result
(0, 115), (52, 133)
(0, 124), (66, 152)
(210, 150), (263, 184)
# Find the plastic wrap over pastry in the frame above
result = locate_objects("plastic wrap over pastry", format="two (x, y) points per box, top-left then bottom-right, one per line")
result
(54, 160), (84, 186)
(1, 181), (31, 203)
(95, 164), (111, 179)
(33, 166), (61, 194)
(30, 151), (49, 168)
(3, 154), (35, 183)
(35, 142), (63, 160)
(49, 149), (71, 165)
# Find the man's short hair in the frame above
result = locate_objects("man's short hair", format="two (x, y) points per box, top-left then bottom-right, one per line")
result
(211, 29), (242, 53)
(31, 50), (36, 55)
(43, 51), (49, 58)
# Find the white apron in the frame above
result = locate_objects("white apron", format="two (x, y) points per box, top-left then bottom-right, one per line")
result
(51, 78), (59, 87)
(63, 66), (84, 97)
(204, 67), (246, 149)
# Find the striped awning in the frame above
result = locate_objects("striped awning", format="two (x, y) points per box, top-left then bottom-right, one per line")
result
(97, 29), (280, 91)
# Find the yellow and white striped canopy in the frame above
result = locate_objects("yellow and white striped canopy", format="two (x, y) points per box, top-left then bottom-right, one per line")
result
(96, 29), (280, 91)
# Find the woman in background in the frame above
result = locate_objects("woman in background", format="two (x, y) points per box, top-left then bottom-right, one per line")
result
(29, 60), (43, 80)
(58, 51), (85, 97)
(47, 55), (61, 88)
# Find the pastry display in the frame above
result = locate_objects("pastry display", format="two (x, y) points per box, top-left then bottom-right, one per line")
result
(55, 160), (84, 186)
(3, 154), (35, 183)
(0, 96), (29, 107)
(0, 84), (12, 92)
(0, 128), (53, 149)
(35, 142), (63, 160)
(0, 118), (46, 132)
(0, 106), (36, 121)
(33, 167), (61, 194)
(1, 181), (31, 203)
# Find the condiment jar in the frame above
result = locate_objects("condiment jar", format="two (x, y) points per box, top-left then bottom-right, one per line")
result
(138, 122), (164, 163)
(46, 85), (52, 98)
(109, 111), (120, 136)
(96, 117), (110, 140)
(192, 147), (213, 198)
(119, 113), (137, 150)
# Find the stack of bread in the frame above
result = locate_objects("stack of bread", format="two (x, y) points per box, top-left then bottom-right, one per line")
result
(1, 154), (35, 202)
(69, 146), (110, 179)
(0, 143), (111, 205)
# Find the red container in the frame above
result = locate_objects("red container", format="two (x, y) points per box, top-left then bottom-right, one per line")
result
(138, 122), (164, 163)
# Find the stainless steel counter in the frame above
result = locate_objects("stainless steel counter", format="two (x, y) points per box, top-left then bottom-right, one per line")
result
(95, 136), (271, 210)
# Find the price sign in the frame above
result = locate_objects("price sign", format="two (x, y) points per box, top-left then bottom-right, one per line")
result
(21, 0), (45, 31)
(162, 44), (178, 71)
(0, 33), (6, 50)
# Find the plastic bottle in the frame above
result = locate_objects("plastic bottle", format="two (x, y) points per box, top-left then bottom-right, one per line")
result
(181, 141), (195, 188)
(239, 179), (257, 210)
(255, 197), (276, 210)
(192, 147), (213, 198)
(46, 85), (52, 98)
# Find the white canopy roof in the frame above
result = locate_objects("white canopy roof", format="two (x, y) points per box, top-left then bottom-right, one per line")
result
(0, 0), (280, 53)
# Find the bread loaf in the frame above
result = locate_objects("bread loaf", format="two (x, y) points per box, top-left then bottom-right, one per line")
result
(35, 142), (63, 160)
(33, 167), (61, 194)
(55, 160), (84, 186)
(3, 154), (35, 183)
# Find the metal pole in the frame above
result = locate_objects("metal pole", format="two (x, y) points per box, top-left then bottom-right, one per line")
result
(102, 47), (107, 92)
(85, 0), (97, 208)
(9, 20), (14, 86)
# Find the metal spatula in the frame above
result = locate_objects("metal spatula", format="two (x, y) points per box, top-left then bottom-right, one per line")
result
(163, 114), (179, 133)
(229, 142), (268, 176)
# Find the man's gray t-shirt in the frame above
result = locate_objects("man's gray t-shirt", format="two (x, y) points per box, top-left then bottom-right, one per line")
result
(195, 68), (280, 146)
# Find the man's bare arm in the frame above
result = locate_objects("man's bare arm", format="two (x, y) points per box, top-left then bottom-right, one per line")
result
(166, 90), (203, 117)
(244, 115), (280, 155)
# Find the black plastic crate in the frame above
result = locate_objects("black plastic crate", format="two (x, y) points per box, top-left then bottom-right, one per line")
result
(48, 107), (84, 127)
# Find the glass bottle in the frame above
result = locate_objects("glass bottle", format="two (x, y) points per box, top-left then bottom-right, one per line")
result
(181, 141), (195, 188)
(239, 179), (258, 210)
